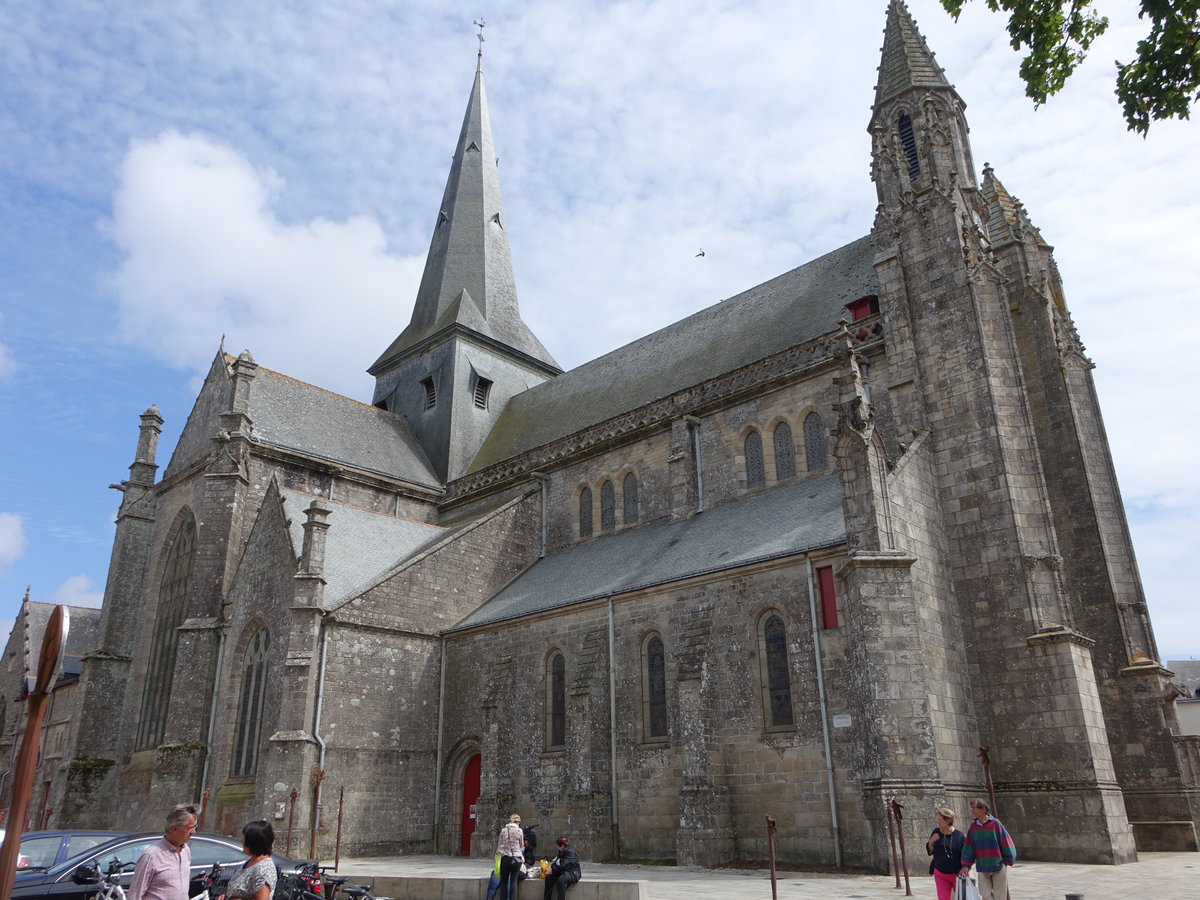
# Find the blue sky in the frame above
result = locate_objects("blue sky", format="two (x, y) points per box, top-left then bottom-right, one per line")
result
(0, 0), (1196, 659)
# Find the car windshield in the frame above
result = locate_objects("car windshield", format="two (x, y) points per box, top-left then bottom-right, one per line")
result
(36, 833), (126, 873)
(47, 837), (154, 879)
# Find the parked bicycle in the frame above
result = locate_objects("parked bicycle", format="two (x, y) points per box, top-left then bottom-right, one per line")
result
(80, 858), (129, 900)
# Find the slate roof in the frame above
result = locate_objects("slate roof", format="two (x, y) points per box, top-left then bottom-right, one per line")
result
(470, 236), (876, 471)
(251, 367), (440, 488)
(874, 0), (951, 110)
(14, 601), (103, 692)
(19, 601), (102, 659)
(279, 488), (446, 607)
(371, 68), (558, 375)
(450, 473), (846, 631)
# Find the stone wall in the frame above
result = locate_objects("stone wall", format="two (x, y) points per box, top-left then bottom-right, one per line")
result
(440, 555), (886, 867)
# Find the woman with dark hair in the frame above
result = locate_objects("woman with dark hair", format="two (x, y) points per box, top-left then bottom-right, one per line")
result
(543, 835), (581, 900)
(217, 820), (277, 900)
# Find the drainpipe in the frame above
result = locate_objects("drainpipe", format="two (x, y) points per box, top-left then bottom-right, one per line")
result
(311, 620), (330, 851)
(433, 634), (447, 853)
(607, 596), (620, 858)
(684, 416), (704, 513)
(806, 554), (842, 867)
(199, 625), (227, 809)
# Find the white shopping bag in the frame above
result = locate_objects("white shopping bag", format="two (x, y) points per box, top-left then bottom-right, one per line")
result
(956, 874), (981, 900)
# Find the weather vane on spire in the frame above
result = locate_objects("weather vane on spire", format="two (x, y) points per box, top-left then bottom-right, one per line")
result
(474, 18), (486, 69)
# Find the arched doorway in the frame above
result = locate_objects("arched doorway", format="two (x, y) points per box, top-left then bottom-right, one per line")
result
(459, 754), (481, 856)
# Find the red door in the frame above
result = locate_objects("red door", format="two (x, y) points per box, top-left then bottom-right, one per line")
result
(460, 754), (482, 856)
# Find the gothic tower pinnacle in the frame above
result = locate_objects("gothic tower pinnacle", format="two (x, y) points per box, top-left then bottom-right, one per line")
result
(870, 0), (976, 206)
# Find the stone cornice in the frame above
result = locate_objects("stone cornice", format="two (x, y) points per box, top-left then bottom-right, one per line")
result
(445, 329), (885, 505)
(1026, 624), (1096, 649)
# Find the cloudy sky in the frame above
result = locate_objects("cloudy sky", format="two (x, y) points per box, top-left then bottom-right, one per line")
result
(0, 1), (1196, 659)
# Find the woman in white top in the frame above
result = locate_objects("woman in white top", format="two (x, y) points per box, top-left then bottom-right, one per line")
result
(495, 813), (525, 900)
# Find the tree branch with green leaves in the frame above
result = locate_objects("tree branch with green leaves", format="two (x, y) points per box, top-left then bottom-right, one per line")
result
(938, 0), (1200, 134)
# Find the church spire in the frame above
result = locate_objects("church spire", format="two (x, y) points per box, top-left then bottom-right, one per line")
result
(370, 61), (558, 376)
(873, 0), (952, 113)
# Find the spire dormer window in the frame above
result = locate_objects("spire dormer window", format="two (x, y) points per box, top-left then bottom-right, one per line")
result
(473, 377), (492, 409)
(421, 376), (437, 411)
(898, 114), (920, 180)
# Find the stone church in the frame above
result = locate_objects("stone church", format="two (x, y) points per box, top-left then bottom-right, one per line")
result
(35, 1), (1199, 869)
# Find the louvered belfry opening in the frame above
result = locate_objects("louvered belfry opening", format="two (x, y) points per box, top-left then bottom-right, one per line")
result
(898, 114), (920, 179)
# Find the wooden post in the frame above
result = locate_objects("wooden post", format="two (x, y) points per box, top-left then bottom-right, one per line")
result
(309, 768), (326, 859)
(979, 747), (998, 816)
(888, 798), (913, 897)
(765, 815), (778, 900)
(0, 606), (67, 900)
(885, 799), (901, 888)
(287, 786), (298, 857)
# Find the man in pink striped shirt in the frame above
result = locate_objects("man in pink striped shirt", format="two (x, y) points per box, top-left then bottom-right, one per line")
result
(129, 803), (198, 900)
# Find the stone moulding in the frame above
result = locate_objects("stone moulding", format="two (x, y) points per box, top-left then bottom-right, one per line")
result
(1118, 655), (1174, 678)
(446, 329), (886, 504)
(1026, 623), (1096, 649)
(993, 779), (1124, 794)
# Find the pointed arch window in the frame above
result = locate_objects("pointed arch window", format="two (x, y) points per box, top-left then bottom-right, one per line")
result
(547, 652), (566, 749)
(898, 114), (920, 180)
(773, 423), (796, 480)
(600, 480), (616, 531)
(745, 430), (765, 488)
(137, 516), (196, 750)
(623, 472), (639, 525)
(804, 412), (828, 471)
(642, 634), (667, 741)
(579, 487), (593, 538)
(232, 627), (270, 777)
(760, 613), (795, 730)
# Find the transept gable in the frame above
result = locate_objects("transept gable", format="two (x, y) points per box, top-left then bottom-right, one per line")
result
(225, 478), (297, 607)
(163, 348), (233, 479)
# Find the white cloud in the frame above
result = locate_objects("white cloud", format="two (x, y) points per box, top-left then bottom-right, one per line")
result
(110, 130), (425, 399)
(52, 574), (104, 608)
(0, 513), (27, 571)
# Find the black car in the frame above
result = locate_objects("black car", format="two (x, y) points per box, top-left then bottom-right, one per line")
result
(10, 831), (305, 899)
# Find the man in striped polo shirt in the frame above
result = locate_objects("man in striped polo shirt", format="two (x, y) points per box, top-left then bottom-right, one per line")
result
(960, 798), (1017, 900)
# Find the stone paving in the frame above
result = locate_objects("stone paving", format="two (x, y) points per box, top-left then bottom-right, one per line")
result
(334, 851), (1200, 900)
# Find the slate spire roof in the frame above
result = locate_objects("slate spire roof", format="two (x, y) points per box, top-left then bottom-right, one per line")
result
(370, 64), (558, 374)
(874, 0), (952, 109)
(980, 163), (1049, 248)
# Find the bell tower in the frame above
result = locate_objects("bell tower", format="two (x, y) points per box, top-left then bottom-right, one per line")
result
(866, 0), (1138, 864)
